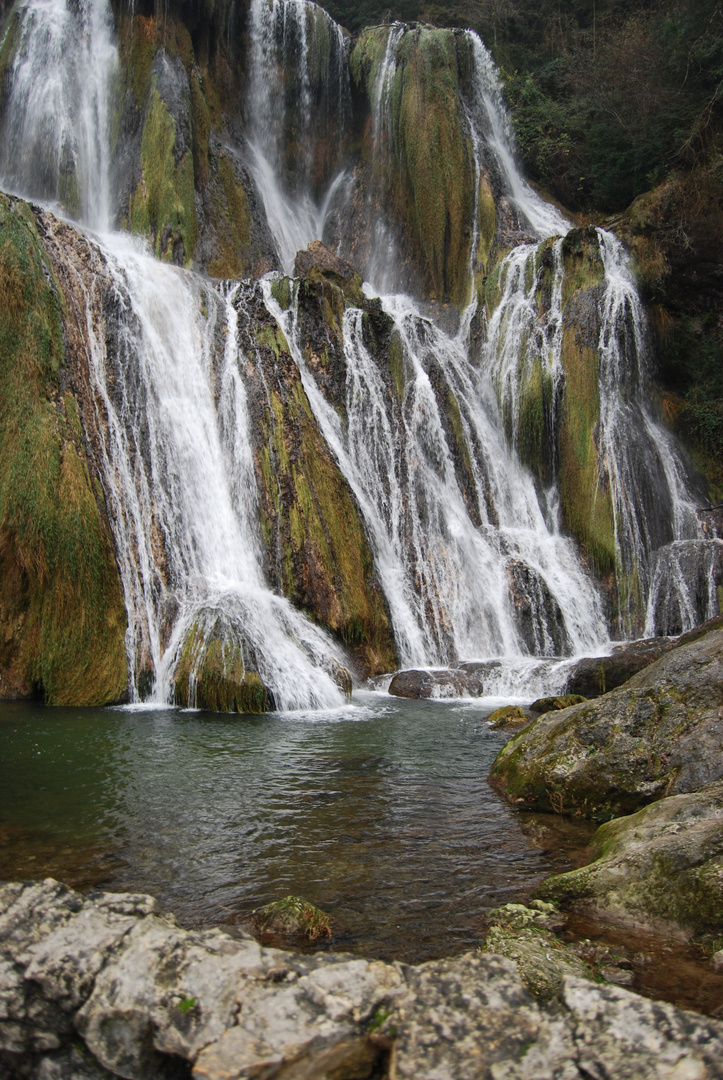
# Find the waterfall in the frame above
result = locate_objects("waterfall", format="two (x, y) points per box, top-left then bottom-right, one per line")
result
(0, 0), (117, 230)
(265, 279), (607, 666)
(0, 0), (717, 710)
(78, 241), (348, 709)
(245, 0), (351, 273)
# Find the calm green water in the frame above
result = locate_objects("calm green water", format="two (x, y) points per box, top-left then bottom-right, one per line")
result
(0, 693), (594, 963)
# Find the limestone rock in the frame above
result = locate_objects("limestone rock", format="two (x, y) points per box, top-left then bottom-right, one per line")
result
(483, 902), (597, 1002)
(388, 664), (497, 698)
(3, 880), (723, 1079)
(490, 626), (723, 819)
(536, 779), (723, 939)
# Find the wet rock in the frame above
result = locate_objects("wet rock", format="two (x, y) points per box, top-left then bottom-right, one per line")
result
(487, 705), (532, 728)
(530, 694), (587, 714)
(483, 902), (597, 1001)
(3, 880), (723, 1079)
(491, 626), (723, 819)
(388, 667), (485, 698)
(536, 778), (723, 940)
(252, 896), (332, 942)
(564, 637), (677, 697)
(295, 241), (359, 289)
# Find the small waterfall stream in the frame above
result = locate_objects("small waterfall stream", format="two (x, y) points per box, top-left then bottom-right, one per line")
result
(0, 0), (718, 707)
(245, 0), (351, 273)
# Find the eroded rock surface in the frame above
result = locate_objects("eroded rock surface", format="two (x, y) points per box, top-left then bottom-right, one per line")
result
(3, 880), (723, 1079)
(491, 626), (723, 819)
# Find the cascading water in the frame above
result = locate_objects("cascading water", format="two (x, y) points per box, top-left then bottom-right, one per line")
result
(77, 244), (349, 709)
(265, 278), (607, 669)
(245, 0), (351, 272)
(0, 0), (350, 708)
(461, 31), (569, 241)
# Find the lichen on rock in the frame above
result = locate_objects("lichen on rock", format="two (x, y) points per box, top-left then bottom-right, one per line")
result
(537, 778), (723, 941)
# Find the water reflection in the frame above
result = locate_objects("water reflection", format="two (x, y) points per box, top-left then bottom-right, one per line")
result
(0, 694), (593, 962)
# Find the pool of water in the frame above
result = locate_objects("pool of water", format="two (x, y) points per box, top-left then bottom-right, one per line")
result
(0, 693), (595, 962)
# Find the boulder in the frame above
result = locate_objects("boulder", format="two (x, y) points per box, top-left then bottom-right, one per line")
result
(490, 626), (723, 819)
(487, 705), (532, 728)
(536, 779), (723, 941)
(388, 662), (501, 699)
(530, 694), (587, 714)
(294, 241), (364, 303)
(564, 615), (723, 699)
(3, 880), (723, 1079)
(252, 895), (332, 942)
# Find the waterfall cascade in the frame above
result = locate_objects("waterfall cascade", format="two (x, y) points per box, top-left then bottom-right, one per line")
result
(0, 0), (718, 708)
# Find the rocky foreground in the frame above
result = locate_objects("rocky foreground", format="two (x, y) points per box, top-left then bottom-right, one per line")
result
(2, 879), (723, 1080)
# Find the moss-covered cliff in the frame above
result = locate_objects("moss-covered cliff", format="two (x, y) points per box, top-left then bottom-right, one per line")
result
(350, 24), (483, 307)
(0, 196), (127, 705)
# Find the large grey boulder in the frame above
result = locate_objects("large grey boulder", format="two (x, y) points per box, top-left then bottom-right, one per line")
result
(536, 778), (723, 940)
(490, 627), (723, 819)
(3, 879), (723, 1079)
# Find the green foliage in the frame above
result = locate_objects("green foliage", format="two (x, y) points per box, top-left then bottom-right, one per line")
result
(0, 196), (127, 705)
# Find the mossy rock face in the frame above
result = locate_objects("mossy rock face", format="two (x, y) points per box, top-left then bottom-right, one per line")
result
(557, 228), (617, 579)
(128, 60), (198, 266)
(237, 283), (396, 678)
(490, 627), (723, 820)
(173, 622), (275, 714)
(0, 197), (127, 705)
(537, 778), (723, 941)
(252, 895), (332, 942)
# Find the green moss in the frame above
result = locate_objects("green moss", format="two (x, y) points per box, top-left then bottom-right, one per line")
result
(208, 154), (250, 279)
(0, 4), (22, 114)
(352, 25), (476, 307)
(173, 623), (274, 713)
(561, 227), (605, 309)
(129, 83), (198, 265)
(270, 275), (292, 311)
(557, 243), (617, 575)
(253, 894), (332, 940)
(0, 196), (128, 705)
(190, 67), (211, 191)
(476, 171), (497, 272)
(517, 357), (554, 483)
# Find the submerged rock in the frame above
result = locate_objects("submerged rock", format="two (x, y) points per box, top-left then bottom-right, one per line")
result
(536, 779), (723, 941)
(490, 626), (723, 819)
(3, 879), (723, 1080)
(252, 895), (332, 942)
